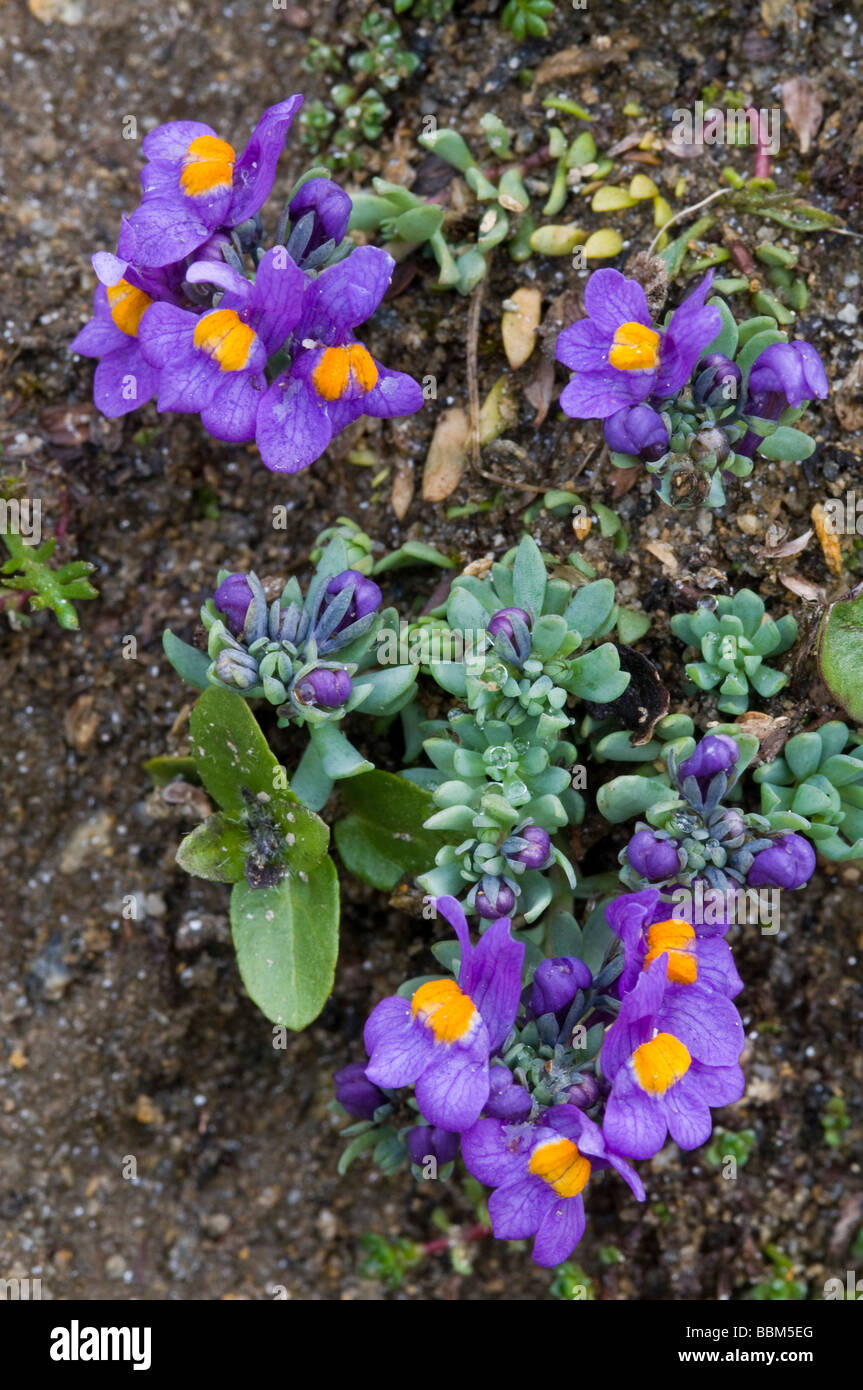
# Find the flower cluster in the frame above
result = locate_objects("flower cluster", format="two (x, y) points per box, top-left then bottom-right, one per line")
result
(71, 99), (423, 472)
(556, 267), (828, 508)
(336, 865), (751, 1268)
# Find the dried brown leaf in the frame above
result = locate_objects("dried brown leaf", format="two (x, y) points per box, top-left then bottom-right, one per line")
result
(422, 406), (470, 502)
(781, 76), (824, 156)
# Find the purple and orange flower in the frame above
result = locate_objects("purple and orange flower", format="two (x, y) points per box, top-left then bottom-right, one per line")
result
(601, 958), (745, 1160)
(555, 268), (721, 424)
(138, 247), (306, 442)
(255, 246), (424, 473)
(117, 98), (304, 268)
(461, 1104), (644, 1267)
(363, 895), (524, 1132)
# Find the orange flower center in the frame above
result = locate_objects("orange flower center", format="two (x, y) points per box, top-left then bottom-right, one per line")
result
(632, 1032), (691, 1095)
(644, 918), (698, 986)
(193, 308), (257, 372)
(528, 1137), (591, 1197)
(106, 279), (153, 338)
(180, 135), (236, 198)
(312, 343), (379, 402)
(609, 319), (660, 372)
(411, 978), (477, 1044)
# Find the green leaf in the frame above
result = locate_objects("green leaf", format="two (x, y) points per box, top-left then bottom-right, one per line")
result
(189, 686), (329, 870)
(334, 770), (448, 891)
(703, 296), (739, 359)
(163, 629), (211, 691)
(756, 426), (816, 461)
(143, 754), (200, 787)
(309, 721), (373, 780)
(230, 855), (339, 1029)
(596, 775), (678, 823)
(567, 642), (629, 701)
(372, 542), (454, 574)
(784, 732), (824, 782)
(563, 578), (616, 639)
(352, 664), (417, 716)
(176, 813), (249, 883)
(512, 534), (547, 616)
(616, 608), (651, 644)
(818, 584), (863, 723)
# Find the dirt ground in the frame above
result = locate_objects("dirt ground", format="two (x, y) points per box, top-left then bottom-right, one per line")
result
(1, 0), (861, 1300)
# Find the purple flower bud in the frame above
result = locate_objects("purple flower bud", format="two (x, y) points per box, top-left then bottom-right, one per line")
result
(626, 828), (680, 881)
(323, 569), (382, 631)
(748, 832), (815, 890)
(295, 667), (353, 709)
(475, 880), (516, 919)
(530, 956), (593, 1017)
(405, 1124), (459, 1169)
(487, 607), (531, 644)
(694, 353), (742, 409)
(603, 403), (670, 462)
(333, 1061), (386, 1120)
(565, 1073), (601, 1110)
(747, 340), (828, 413)
(484, 1065), (533, 1121)
(509, 824), (552, 869)
(288, 177), (352, 255)
(678, 733), (739, 796)
(214, 573), (254, 638)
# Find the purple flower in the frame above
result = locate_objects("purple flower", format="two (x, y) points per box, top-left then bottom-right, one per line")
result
(461, 1105), (644, 1267)
(363, 895), (524, 1132)
(677, 733), (739, 807)
(139, 248), (307, 442)
(506, 824), (552, 870)
(287, 177), (351, 260)
(530, 956), (593, 1018)
(333, 1061), (387, 1120)
(69, 253), (179, 416)
(484, 1065), (533, 1121)
(214, 573), (254, 638)
(601, 960), (744, 1159)
(475, 879), (516, 920)
(255, 246), (424, 474)
(117, 98), (304, 268)
(322, 569), (382, 632)
(694, 353), (742, 409)
(626, 828), (681, 882)
(748, 832), (815, 890)
(747, 340), (828, 414)
(405, 1124), (459, 1170)
(294, 667), (353, 709)
(555, 268), (720, 420)
(606, 889), (743, 1001)
(603, 403), (670, 460)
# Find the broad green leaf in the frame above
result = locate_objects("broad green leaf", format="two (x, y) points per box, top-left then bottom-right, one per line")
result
(702, 296), (738, 359)
(567, 642), (629, 701)
(756, 426), (816, 461)
(163, 629), (211, 691)
(818, 584), (863, 724)
(143, 754), (200, 787)
(230, 855), (339, 1029)
(563, 578), (616, 639)
(176, 813), (249, 883)
(189, 686), (329, 870)
(596, 775), (678, 823)
(334, 770), (448, 891)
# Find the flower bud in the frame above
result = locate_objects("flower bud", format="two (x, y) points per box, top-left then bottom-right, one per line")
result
(748, 832), (815, 890)
(693, 353), (742, 409)
(214, 573), (254, 638)
(678, 733), (739, 796)
(487, 606), (531, 644)
(288, 177), (351, 257)
(475, 879), (516, 919)
(603, 403), (670, 462)
(333, 1061), (386, 1120)
(626, 828), (680, 881)
(405, 1124), (459, 1169)
(508, 824), (552, 869)
(530, 955), (593, 1017)
(565, 1073), (601, 1110)
(295, 667), (352, 709)
(214, 648), (259, 690)
(323, 569), (382, 632)
(484, 1065), (532, 1121)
